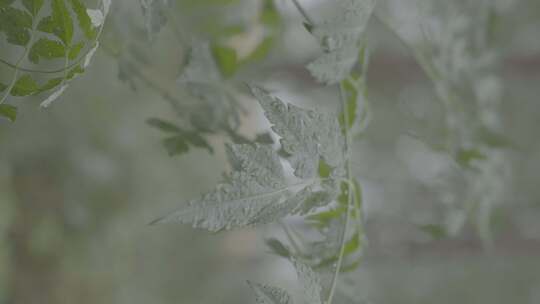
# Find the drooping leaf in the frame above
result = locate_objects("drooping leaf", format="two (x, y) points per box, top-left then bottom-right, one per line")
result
(11, 74), (40, 96)
(248, 281), (292, 304)
(305, 0), (376, 84)
(0, 104), (17, 122)
(0, 7), (33, 45)
(28, 38), (66, 63)
(250, 85), (345, 179)
(69, 0), (96, 39)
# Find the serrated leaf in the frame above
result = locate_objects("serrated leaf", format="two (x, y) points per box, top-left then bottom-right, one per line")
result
(305, 0), (376, 84)
(69, 0), (96, 39)
(307, 45), (359, 85)
(250, 85), (345, 179)
(151, 144), (297, 231)
(293, 259), (322, 304)
(11, 74), (39, 96)
(0, 7), (33, 45)
(29, 38), (66, 63)
(0, 104), (17, 122)
(248, 281), (292, 304)
(22, 0), (44, 16)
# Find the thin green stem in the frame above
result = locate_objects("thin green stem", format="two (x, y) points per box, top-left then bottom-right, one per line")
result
(326, 83), (354, 304)
(291, 0), (314, 24)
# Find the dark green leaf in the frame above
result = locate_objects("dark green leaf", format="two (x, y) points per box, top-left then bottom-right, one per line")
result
(29, 38), (66, 63)
(0, 104), (17, 122)
(0, 7), (33, 45)
(11, 74), (40, 96)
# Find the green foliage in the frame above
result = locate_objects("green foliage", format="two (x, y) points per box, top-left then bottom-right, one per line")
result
(147, 118), (214, 155)
(0, 0), (110, 120)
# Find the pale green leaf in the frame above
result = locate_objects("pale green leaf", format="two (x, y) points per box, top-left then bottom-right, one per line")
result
(211, 43), (238, 78)
(250, 85), (345, 179)
(293, 259), (322, 304)
(248, 281), (292, 304)
(151, 144), (292, 231)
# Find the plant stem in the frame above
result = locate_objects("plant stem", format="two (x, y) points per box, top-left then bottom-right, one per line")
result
(291, 0), (314, 24)
(326, 83), (354, 304)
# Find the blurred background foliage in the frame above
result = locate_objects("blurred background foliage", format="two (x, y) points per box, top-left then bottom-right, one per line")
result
(1, 0), (540, 303)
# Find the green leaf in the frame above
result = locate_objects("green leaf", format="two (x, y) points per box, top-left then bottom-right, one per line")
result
(39, 0), (74, 45)
(305, 0), (376, 85)
(29, 38), (66, 63)
(39, 77), (63, 92)
(0, 7), (33, 46)
(22, 0), (44, 16)
(69, 0), (96, 39)
(150, 144), (291, 231)
(0, 104), (17, 122)
(11, 74), (40, 96)
(250, 85), (345, 179)
(68, 41), (85, 59)
(211, 44), (238, 78)
(0, 82), (7, 92)
(247, 281), (292, 304)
